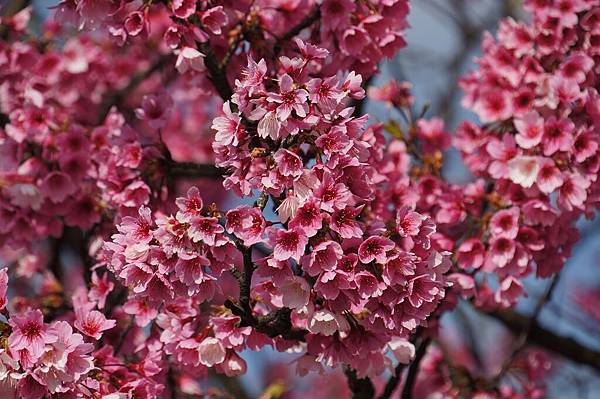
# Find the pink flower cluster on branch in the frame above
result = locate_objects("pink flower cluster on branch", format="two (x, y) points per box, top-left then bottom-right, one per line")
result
(0, 0), (599, 398)
(104, 39), (451, 379)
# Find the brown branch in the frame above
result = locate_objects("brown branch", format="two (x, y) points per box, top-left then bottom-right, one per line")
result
(378, 361), (406, 399)
(225, 246), (307, 341)
(345, 368), (375, 399)
(96, 55), (173, 125)
(486, 309), (600, 372)
(493, 275), (560, 382)
(211, 371), (252, 399)
(401, 338), (431, 399)
(272, 5), (321, 58)
(197, 41), (233, 102)
(165, 160), (225, 179)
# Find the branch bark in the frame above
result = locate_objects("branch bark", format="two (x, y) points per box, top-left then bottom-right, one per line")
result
(345, 368), (375, 399)
(96, 55), (173, 124)
(272, 6), (321, 58)
(378, 362), (406, 399)
(165, 160), (225, 179)
(401, 338), (431, 399)
(225, 246), (308, 341)
(486, 309), (600, 372)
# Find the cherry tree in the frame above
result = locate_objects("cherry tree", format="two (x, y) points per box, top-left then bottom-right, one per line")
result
(0, 0), (598, 398)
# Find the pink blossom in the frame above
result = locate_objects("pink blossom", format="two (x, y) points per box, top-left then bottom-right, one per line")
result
(8, 309), (57, 361)
(358, 236), (395, 264)
(171, 0), (196, 19)
(270, 227), (308, 262)
(495, 276), (524, 308)
(200, 6), (228, 35)
(225, 206), (265, 246)
(322, 0), (355, 30)
(74, 310), (116, 340)
(188, 217), (224, 246)
(40, 172), (76, 203)
(537, 158), (564, 193)
(135, 93), (172, 129)
(123, 298), (157, 327)
(388, 338), (415, 363)
(330, 206), (364, 239)
(308, 309), (348, 336)
(456, 239), (485, 270)
(288, 199), (323, 237)
(198, 337), (226, 367)
(487, 236), (516, 269)
(302, 240), (343, 276)
(124, 11), (145, 36)
(280, 277), (311, 309)
(274, 149), (304, 178)
(557, 173), (590, 211)
(88, 272), (114, 309)
(175, 47), (205, 74)
(267, 74), (309, 121)
(507, 156), (540, 188)
(473, 89), (513, 122)
(490, 207), (520, 239)
(542, 117), (574, 156)
(396, 207), (424, 237)
(368, 80), (413, 108)
(514, 111), (544, 149)
(221, 351), (247, 377)
(213, 102), (244, 146)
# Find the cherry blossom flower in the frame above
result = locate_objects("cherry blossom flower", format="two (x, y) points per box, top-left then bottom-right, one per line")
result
(74, 310), (116, 340)
(9, 310), (57, 361)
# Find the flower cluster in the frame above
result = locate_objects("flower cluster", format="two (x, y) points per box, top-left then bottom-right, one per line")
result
(444, 0), (599, 306)
(0, 34), (150, 250)
(55, 0), (410, 77)
(0, 0), (598, 397)
(105, 39), (452, 373)
(459, 0), (599, 214)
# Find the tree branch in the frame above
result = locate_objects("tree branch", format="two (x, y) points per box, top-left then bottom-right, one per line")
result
(345, 368), (375, 399)
(378, 361), (406, 399)
(225, 246), (307, 341)
(493, 275), (560, 382)
(486, 309), (600, 372)
(97, 55), (173, 124)
(197, 41), (233, 102)
(211, 371), (252, 399)
(401, 338), (431, 399)
(272, 5), (321, 58)
(164, 160), (225, 179)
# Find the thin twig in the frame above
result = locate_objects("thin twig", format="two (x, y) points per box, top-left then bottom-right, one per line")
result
(272, 6), (321, 58)
(484, 308), (600, 372)
(96, 55), (173, 124)
(378, 361), (407, 399)
(401, 338), (432, 399)
(165, 160), (225, 179)
(493, 275), (561, 383)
